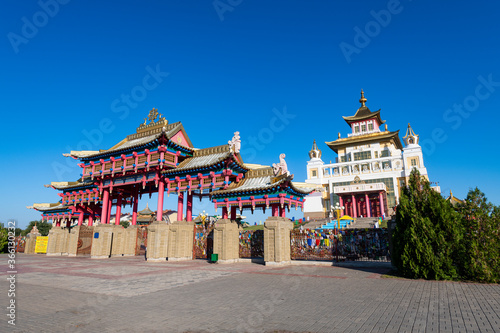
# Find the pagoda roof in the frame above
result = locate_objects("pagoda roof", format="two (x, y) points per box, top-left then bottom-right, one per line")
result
(326, 130), (403, 153)
(64, 114), (194, 161)
(342, 107), (385, 125)
(45, 179), (96, 191)
(162, 144), (248, 176)
(27, 203), (68, 212)
(138, 203), (154, 215)
(211, 167), (314, 198)
(342, 90), (385, 126)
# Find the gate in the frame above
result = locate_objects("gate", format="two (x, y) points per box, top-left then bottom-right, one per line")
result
(15, 236), (26, 253)
(239, 229), (264, 258)
(193, 225), (213, 259)
(77, 225), (93, 256)
(136, 227), (148, 256)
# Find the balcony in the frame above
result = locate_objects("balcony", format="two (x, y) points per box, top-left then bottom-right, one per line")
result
(333, 182), (387, 194)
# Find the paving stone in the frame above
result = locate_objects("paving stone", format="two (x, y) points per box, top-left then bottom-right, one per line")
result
(0, 254), (499, 333)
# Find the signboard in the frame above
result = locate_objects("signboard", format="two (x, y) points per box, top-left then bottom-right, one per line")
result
(34, 236), (49, 254)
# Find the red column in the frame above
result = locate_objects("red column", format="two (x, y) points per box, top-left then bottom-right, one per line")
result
(177, 192), (184, 221)
(66, 218), (71, 228)
(222, 206), (228, 219)
(352, 195), (357, 218)
(230, 206), (237, 220)
(279, 205), (286, 218)
(132, 191), (138, 225)
(379, 192), (385, 218)
(157, 180), (165, 221)
(101, 188), (110, 225)
(115, 196), (122, 225)
(107, 196), (112, 224)
(186, 192), (193, 222)
(77, 207), (84, 226)
(365, 194), (371, 217)
(88, 210), (94, 226)
(56, 218), (61, 227)
(339, 196), (344, 217)
(272, 204), (279, 217)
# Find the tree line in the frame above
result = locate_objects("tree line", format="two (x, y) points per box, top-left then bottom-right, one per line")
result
(393, 169), (500, 283)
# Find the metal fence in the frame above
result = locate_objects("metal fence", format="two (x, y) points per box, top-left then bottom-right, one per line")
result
(290, 228), (390, 262)
(239, 229), (264, 258)
(193, 225), (214, 259)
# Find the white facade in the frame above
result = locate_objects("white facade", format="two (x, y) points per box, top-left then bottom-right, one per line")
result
(304, 92), (435, 219)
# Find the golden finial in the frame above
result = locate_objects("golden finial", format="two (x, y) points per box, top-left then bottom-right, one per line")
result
(359, 89), (367, 107)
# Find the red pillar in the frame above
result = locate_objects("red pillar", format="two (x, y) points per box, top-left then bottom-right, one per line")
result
(66, 218), (71, 228)
(379, 192), (385, 218)
(222, 206), (228, 219)
(279, 205), (286, 218)
(107, 196), (112, 224)
(115, 196), (122, 225)
(230, 206), (237, 220)
(77, 207), (84, 226)
(272, 204), (279, 217)
(56, 218), (61, 227)
(177, 192), (184, 221)
(339, 196), (344, 217)
(88, 210), (94, 226)
(186, 192), (193, 222)
(132, 191), (138, 225)
(157, 180), (165, 221)
(365, 194), (371, 217)
(352, 195), (357, 218)
(101, 188), (110, 225)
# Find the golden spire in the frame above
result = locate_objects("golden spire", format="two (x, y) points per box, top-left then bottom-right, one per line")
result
(359, 89), (367, 107)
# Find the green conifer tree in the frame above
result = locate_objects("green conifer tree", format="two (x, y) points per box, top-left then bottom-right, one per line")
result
(393, 169), (461, 280)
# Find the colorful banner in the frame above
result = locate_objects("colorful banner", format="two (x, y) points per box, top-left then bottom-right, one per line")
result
(35, 236), (49, 254)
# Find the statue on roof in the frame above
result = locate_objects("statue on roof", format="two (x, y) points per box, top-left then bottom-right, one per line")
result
(272, 153), (289, 176)
(228, 131), (241, 154)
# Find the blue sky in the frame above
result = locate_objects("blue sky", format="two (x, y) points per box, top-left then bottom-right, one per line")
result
(1, 0), (499, 229)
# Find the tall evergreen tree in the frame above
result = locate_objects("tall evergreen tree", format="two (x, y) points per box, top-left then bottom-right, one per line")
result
(457, 188), (500, 283)
(393, 169), (461, 280)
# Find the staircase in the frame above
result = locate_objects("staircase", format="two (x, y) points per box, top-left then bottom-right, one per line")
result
(350, 217), (379, 229)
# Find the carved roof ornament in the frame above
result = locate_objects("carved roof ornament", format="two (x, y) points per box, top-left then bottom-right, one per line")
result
(403, 123), (419, 146)
(351, 176), (366, 185)
(308, 139), (322, 159)
(148, 108), (160, 123)
(272, 153), (289, 176)
(228, 131), (241, 154)
(359, 89), (367, 107)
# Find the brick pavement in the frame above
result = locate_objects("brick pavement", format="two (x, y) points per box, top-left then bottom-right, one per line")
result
(0, 254), (499, 332)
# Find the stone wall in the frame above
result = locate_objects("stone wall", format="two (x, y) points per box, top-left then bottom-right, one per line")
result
(213, 219), (239, 263)
(90, 224), (114, 259)
(146, 221), (170, 262)
(168, 222), (194, 261)
(264, 216), (293, 265)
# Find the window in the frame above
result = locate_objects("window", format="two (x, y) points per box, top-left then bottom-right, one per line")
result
(361, 124), (366, 132)
(368, 123), (374, 131)
(354, 151), (372, 161)
(354, 126), (359, 133)
(311, 170), (317, 177)
(340, 156), (346, 163)
(374, 151), (379, 158)
(411, 158), (417, 166)
(380, 150), (390, 157)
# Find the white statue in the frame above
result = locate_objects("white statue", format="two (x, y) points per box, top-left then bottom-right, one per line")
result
(228, 131), (241, 154)
(272, 153), (288, 176)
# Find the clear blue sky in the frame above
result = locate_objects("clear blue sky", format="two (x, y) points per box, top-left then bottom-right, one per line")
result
(1, 0), (499, 229)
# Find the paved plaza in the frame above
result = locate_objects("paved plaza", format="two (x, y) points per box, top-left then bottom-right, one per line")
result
(1, 254), (499, 333)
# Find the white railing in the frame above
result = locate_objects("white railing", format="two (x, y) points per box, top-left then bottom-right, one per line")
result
(320, 157), (403, 178)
